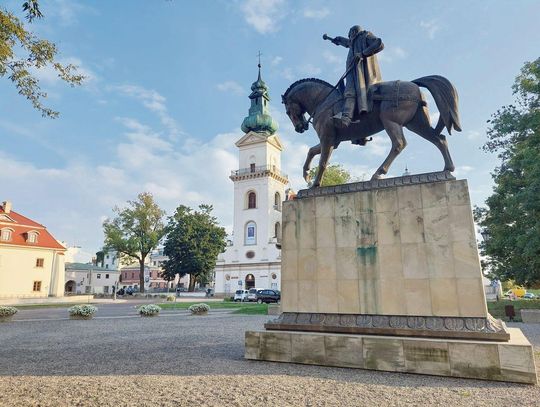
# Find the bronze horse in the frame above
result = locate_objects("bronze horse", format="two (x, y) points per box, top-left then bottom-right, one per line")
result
(281, 76), (461, 187)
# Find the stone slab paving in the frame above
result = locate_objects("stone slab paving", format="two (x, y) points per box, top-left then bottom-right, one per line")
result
(0, 315), (538, 406)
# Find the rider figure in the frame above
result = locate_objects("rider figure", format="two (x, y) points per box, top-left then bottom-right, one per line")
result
(326, 25), (384, 128)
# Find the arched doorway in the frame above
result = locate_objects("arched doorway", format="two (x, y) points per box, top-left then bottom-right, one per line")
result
(245, 274), (255, 289)
(65, 280), (76, 294)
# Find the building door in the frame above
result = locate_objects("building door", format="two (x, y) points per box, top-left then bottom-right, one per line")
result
(64, 280), (76, 293)
(245, 274), (255, 289)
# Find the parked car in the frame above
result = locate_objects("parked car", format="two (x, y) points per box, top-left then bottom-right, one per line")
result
(255, 289), (281, 304)
(523, 293), (536, 299)
(246, 288), (262, 302)
(234, 289), (249, 302)
(125, 287), (134, 295)
(116, 288), (125, 296)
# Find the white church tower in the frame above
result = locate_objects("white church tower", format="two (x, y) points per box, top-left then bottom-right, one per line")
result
(214, 63), (288, 295)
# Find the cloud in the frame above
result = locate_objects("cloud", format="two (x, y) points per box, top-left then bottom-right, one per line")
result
(467, 130), (482, 140)
(114, 84), (183, 140)
(377, 46), (408, 63)
(240, 0), (287, 34)
(298, 63), (322, 76)
(47, 0), (96, 26)
(322, 51), (341, 66)
(454, 165), (475, 177)
(420, 19), (441, 39)
(216, 81), (244, 95)
(31, 57), (97, 87)
(303, 7), (330, 20)
(271, 56), (283, 66)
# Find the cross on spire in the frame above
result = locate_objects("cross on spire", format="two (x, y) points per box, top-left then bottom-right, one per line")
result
(257, 51), (262, 69)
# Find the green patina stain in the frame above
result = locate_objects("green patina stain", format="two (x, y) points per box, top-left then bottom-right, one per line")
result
(357, 246), (377, 265)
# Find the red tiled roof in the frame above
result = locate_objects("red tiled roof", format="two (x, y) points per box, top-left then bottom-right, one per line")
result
(0, 207), (65, 250)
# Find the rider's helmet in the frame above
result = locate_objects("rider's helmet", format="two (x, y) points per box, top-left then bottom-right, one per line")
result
(348, 25), (363, 39)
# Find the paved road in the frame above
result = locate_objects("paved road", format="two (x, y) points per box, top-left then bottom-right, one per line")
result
(0, 314), (538, 406)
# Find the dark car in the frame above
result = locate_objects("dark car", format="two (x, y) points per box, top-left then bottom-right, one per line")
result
(255, 289), (280, 304)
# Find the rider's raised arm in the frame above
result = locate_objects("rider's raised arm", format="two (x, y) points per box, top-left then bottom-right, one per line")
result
(331, 36), (350, 48)
(362, 33), (384, 56)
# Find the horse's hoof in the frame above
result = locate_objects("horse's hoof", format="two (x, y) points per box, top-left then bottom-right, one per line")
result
(444, 166), (455, 172)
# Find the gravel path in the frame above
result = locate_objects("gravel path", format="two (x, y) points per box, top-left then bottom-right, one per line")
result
(0, 315), (538, 406)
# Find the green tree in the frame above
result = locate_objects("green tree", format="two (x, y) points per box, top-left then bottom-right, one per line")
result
(475, 58), (540, 285)
(103, 193), (166, 293)
(1, 1), (84, 118)
(95, 250), (105, 267)
(163, 204), (226, 292)
(308, 164), (353, 187)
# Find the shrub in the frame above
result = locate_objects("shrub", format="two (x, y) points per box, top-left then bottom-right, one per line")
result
(0, 306), (18, 317)
(139, 304), (161, 316)
(68, 304), (97, 318)
(159, 295), (167, 299)
(166, 295), (176, 302)
(188, 303), (210, 315)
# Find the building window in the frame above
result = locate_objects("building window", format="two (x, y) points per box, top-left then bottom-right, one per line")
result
(97, 274), (101, 279)
(274, 192), (282, 211)
(105, 264), (109, 269)
(250, 163), (256, 173)
(27, 232), (38, 243)
(131, 272), (134, 278)
(245, 221), (256, 245)
(105, 274), (109, 279)
(247, 192), (256, 209)
(33, 281), (42, 292)
(274, 222), (281, 240)
(0, 229), (12, 241)
(246, 250), (255, 259)
(36, 258), (44, 268)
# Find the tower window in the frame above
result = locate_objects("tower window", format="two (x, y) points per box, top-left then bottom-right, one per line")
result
(275, 222), (281, 240)
(245, 221), (257, 245)
(250, 163), (256, 173)
(247, 192), (257, 209)
(274, 192), (281, 211)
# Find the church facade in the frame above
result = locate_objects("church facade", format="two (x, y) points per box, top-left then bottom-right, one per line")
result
(214, 66), (287, 295)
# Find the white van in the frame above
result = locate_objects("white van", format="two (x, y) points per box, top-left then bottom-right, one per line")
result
(233, 289), (249, 302)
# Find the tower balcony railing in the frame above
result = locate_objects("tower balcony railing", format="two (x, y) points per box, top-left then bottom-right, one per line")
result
(231, 165), (288, 179)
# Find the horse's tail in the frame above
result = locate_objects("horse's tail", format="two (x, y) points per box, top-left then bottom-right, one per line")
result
(412, 75), (462, 135)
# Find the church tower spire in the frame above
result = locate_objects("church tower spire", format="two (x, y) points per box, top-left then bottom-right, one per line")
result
(241, 59), (279, 135)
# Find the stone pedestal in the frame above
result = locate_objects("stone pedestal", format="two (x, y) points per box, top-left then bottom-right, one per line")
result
(245, 328), (537, 384)
(246, 172), (537, 383)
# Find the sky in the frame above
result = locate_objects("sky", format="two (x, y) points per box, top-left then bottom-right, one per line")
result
(1, 0), (539, 262)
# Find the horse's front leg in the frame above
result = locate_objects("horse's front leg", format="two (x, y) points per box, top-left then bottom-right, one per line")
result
(303, 143), (321, 183)
(372, 119), (407, 180)
(311, 142), (334, 188)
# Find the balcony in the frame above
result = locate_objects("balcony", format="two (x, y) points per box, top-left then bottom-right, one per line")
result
(230, 165), (288, 182)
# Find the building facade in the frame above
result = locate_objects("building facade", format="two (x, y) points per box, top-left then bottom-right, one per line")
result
(0, 201), (66, 299)
(65, 263), (120, 295)
(214, 66), (287, 295)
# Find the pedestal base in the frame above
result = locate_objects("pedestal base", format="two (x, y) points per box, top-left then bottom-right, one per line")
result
(245, 328), (537, 384)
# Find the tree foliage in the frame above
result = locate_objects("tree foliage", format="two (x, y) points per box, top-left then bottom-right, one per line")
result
(475, 58), (540, 285)
(162, 204), (226, 292)
(1, 1), (84, 118)
(103, 193), (166, 293)
(308, 164), (353, 187)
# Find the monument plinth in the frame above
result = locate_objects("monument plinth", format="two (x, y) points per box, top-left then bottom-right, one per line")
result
(245, 173), (537, 384)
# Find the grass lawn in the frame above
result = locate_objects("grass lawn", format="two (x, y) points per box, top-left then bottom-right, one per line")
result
(159, 301), (269, 315)
(487, 299), (540, 322)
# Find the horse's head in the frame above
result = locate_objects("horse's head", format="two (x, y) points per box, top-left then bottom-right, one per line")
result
(282, 94), (309, 133)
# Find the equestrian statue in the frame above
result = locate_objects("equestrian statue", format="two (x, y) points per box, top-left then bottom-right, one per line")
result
(282, 25), (462, 187)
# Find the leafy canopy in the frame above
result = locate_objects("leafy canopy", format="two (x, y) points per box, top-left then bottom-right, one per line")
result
(1, 1), (84, 118)
(163, 204), (226, 291)
(308, 164), (353, 187)
(103, 193), (166, 292)
(475, 58), (540, 285)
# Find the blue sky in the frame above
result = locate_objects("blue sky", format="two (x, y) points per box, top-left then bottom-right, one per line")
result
(1, 0), (539, 261)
